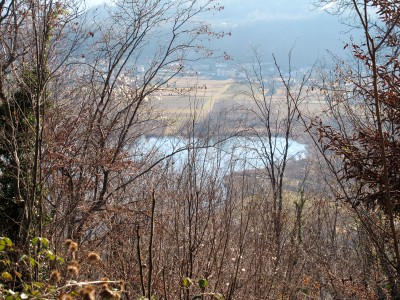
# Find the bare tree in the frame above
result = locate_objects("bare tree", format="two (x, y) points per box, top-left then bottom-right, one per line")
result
(293, 0), (400, 296)
(237, 47), (311, 254)
(0, 0), (85, 248)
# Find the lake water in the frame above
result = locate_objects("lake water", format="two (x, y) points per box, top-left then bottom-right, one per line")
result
(135, 136), (307, 173)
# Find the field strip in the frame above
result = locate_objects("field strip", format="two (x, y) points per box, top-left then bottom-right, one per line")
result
(196, 79), (233, 121)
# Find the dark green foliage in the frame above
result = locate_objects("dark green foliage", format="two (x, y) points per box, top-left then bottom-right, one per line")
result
(0, 69), (39, 242)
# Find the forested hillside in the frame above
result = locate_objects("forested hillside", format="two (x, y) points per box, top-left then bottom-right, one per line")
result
(1, 0), (400, 299)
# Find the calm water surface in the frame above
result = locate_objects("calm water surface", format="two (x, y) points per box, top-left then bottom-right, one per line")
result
(134, 136), (307, 173)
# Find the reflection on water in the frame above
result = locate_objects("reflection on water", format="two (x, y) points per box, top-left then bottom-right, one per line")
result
(134, 136), (307, 172)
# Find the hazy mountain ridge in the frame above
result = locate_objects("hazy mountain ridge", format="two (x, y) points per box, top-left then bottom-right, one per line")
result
(206, 0), (352, 66)
(86, 0), (355, 68)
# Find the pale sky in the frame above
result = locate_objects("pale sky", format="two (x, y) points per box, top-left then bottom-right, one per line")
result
(86, 0), (109, 7)
(85, 0), (315, 11)
(84, 0), (320, 21)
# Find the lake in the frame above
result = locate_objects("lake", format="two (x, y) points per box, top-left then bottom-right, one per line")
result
(135, 135), (307, 173)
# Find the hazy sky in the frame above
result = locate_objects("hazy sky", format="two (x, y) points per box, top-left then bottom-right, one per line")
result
(85, 0), (329, 25)
(86, 0), (109, 7)
(85, 0), (318, 15)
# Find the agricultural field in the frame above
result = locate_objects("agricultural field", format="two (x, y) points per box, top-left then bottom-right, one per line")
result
(152, 76), (327, 135)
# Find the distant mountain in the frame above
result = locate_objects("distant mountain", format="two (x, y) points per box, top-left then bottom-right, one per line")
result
(86, 0), (358, 68)
(205, 0), (356, 67)
(207, 0), (312, 26)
